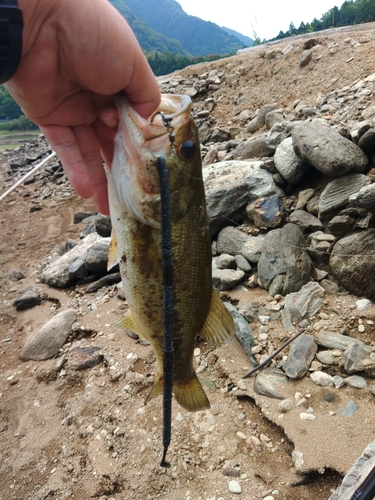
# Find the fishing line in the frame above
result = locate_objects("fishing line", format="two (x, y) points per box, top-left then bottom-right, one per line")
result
(156, 155), (174, 469)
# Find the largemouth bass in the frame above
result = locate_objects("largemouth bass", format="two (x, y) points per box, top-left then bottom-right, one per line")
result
(105, 93), (235, 412)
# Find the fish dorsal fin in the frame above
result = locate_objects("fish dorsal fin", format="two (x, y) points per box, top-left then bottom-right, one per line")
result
(107, 228), (120, 271)
(199, 289), (235, 347)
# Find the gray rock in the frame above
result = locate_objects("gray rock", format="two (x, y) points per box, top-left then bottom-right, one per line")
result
(282, 334), (317, 379)
(329, 438), (375, 500)
(20, 309), (77, 361)
(8, 268), (24, 281)
(289, 210), (323, 232)
(224, 303), (257, 366)
(254, 368), (288, 399)
(238, 302), (267, 323)
(319, 174), (370, 219)
(345, 375), (367, 389)
(216, 253), (236, 270)
(310, 371), (334, 387)
(340, 400), (359, 417)
(85, 241), (110, 271)
(85, 272), (121, 293)
(246, 103), (279, 133)
(233, 135), (274, 160)
(327, 214), (357, 235)
(292, 121), (368, 178)
(13, 287), (42, 311)
(299, 49), (312, 67)
(358, 128), (375, 156)
(316, 351), (340, 365)
(330, 229), (375, 300)
(68, 256), (87, 279)
(212, 268), (245, 291)
(73, 211), (97, 224)
(39, 233), (104, 287)
(257, 224), (313, 296)
(274, 137), (312, 184)
(343, 343), (371, 374)
(283, 281), (325, 323)
(370, 385), (375, 396)
(314, 330), (372, 353)
(320, 279), (340, 294)
(246, 194), (285, 229)
(68, 345), (103, 370)
(265, 110), (284, 129)
(95, 215), (112, 237)
(296, 188), (316, 210)
(203, 160), (283, 235)
(234, 254), (252, 272)
(351, 183), (375, 213)
(333, 375), (346, 389)
(216, 226), (264, 263)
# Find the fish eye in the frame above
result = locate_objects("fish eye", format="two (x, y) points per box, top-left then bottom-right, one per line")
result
(180, 140), (196, 159)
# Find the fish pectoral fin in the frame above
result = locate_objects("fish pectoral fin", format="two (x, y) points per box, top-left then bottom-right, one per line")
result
(107, 228), (120, 271)
(173, 373), (210, 412)
(199, 288), (236, 347)
(117, 310), (146, 339)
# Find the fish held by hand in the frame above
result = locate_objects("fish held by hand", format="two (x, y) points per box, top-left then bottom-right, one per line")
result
(105, 93), (235, 412)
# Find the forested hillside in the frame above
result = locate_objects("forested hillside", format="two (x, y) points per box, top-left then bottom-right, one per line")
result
(273, 0), (375, 39)
(113, 0), (245, 56)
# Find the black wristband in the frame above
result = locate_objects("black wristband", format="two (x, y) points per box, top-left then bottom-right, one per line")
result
(0, 0), (23, 84)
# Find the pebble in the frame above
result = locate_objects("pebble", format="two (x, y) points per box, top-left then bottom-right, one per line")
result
(263, 497), (275, 500)
(278, 399), (293, 413)
(370, 385), (375, 396)
(358, 324), (365, 333)
(228, 480), (242, 494)
(68, 345), (103, 370)
(345, 375), (367, 389)
(356, 298), (372, 310)
(340, 400), (359, 416)
(300, 412), (316, 421)
(333, 375), (346, 389)
(310, 371), (334, 386)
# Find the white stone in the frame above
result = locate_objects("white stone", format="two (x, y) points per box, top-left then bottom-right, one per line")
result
(228, 480), (242, 494)
(310, 371), (334, 386)
(300, 413), (316, 421)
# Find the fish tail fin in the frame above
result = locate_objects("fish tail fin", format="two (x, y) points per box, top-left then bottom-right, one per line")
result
(145, 372), (210, 412)
(173, 373), (210, 412)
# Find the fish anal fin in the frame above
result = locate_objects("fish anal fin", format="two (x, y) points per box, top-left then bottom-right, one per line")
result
(199, 288), (235, 347)
(107, 229), (120, 271)
(173, 373), (210, 412)
(145, 373), (210, 412)
(145, 373), (163, 403)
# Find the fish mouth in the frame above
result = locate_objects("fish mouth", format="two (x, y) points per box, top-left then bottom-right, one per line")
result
(109, 93), (192, 226)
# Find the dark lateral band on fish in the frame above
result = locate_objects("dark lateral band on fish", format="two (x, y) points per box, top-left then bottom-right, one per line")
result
(156, 155), (174, 469)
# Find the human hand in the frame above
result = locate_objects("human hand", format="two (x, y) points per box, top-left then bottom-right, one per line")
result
(5, 0), (160, 214)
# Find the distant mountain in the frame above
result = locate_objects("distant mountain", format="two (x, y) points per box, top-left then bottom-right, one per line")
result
(110, 0), (191, 55)
(112, 0), (245, 56)
(221, 27), (253, 47)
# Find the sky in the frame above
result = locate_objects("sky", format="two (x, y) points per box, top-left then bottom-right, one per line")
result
(176, 0), (346, 41)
